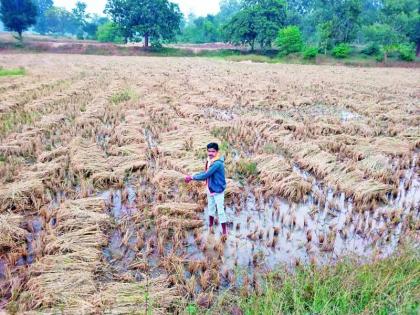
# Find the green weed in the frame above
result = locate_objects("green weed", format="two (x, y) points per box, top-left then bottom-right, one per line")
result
(110, 89), (138, 105)
(0, 67), (26, 77)
(211, 248), (420, 315)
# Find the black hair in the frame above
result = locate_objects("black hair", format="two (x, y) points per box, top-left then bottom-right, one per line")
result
(207, 142), (219, 151)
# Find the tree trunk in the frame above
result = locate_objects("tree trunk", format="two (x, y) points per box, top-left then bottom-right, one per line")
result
(144, 34), (149, 48)
(18, 31), (23, 41)
(417, 41), (420, 57)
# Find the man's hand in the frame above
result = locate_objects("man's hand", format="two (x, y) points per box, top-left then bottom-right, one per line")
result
(185, 175), (193, 183)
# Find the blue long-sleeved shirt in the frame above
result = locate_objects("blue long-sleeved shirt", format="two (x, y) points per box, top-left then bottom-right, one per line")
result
(193, 156), (226, 193)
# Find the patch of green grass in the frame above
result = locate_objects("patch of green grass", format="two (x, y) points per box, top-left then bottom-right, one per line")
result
(235, 159), (259, 178)
(0, 67), (26, 77)
(0, 111), (40, 137)
(110, 88), (138, 105)
(211, 248), (420, 315)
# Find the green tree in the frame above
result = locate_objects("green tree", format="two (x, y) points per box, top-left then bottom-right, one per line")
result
(275, 25), (303, 55)
(219, 0), (243, 21)
(380, 0), (420, 56)
(223, 0), (287, 50)
(96, 21), (124, 43)
(44, 6), (78, 35)
(317, 21), (333, 54)
(0, 0), (38, 39)
(313, 0), (362, 45)
(84, 15), (109, 40)
(363, 23), (401, 61)
(223, 7), (258, 50)
(105, 0), (183, 47)
(72, 1), (89, 39)
(33, 0), (53, 34)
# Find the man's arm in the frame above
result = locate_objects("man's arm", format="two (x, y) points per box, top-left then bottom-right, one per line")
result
(192, 162), (220, 181)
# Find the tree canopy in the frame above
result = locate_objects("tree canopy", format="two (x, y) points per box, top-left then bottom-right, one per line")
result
(105, 0), (183, 46)
(0, 0), (38, 39)
(223, 0), (287, 50)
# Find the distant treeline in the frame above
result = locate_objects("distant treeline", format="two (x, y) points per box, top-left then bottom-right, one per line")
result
(0, 0), (419, 60)
(179, 0), (419, 60)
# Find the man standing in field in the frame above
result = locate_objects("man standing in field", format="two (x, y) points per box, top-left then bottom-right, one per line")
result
(185, 142), (228, 236)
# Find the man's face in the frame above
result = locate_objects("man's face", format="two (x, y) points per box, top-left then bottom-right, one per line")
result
(207, 148), (217, 159)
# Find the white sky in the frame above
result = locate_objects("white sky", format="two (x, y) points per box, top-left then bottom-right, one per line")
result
(53, 0), (221, 17)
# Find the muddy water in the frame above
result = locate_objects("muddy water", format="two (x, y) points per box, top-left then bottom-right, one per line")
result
(102, 185), (140, 273)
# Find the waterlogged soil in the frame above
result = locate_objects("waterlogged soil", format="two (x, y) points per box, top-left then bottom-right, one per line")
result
(100, 158), (419, 291)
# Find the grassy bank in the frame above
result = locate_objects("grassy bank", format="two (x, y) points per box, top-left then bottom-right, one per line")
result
(206, 248), (419, 315)
(1, 37), (418, 67)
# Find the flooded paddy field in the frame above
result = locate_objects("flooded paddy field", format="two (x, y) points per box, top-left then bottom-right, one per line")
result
(0, 54), (419, 313)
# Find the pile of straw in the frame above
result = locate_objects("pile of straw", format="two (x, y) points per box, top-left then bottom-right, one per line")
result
(0, 213), (27, 250)
(154, 202), (203, 230)
(69, 137), (108, 176)
(0, 128), (43, 157)
(0, 178), (44, 212)
(153, 169), (184, 190)
(18, 197), (109, 312)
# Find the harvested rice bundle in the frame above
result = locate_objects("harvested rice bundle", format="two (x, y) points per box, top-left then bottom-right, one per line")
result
(62, 197), (106, 213)
(306, 122), (342, 136)
(327, 168), (390, 205)
(38, 114), (67, 129)
(154, 202), (202, 218)
(373, 137), (412, 157)
(107, 143), (148, 157)
(356, 155), (393, 183)
(55, 206), (109, 233)
(16, 196), (110, 312)
(111, 109), (147, 146)
(225, 178), (242, 201)
(254, 154), (291, 182)
(75, 96), (107, 129)
(69, 137), (107, 176)
(0, 128), (43, 157)
(297, 149), (341, 178)
(0, 178), (44, 212)
(0, 213), (27, 250)
(37, 146), (68, 163)
(108, 155), (147, 176)
(159, 121), (218, 156)
(91, 171), (122, 188)
(164, 152), (206, 174)
(268, 174), (312, 202)
(98, 276), (180, 314)
(157, 215), (203, 230)
(44, 225), (108, 260)
(22, 255), (98, 312)
(153, 169), (184, 190)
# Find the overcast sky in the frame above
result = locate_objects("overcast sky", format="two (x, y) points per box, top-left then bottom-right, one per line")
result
(54, 0), (221, 17)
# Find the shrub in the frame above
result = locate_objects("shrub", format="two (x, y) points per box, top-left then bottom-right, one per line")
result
(375, 53), (385, 62)
(361, 43), (381, 56)
(275, 26), (303, 56)
(332, 43), (351, 58)
(303, 46), (318, 59)
(96, 22), (124, 44)
(397, 44), (415, 61)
